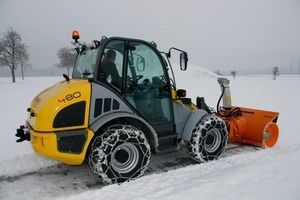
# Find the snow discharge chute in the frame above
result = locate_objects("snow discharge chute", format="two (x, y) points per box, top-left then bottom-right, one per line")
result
(217, 78), (279, 148)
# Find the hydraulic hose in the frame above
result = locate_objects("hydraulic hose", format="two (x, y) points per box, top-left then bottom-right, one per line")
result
(217, 85), (240, 118)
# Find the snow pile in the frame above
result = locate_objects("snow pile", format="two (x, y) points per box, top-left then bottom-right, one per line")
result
(0, 77), (62, 176)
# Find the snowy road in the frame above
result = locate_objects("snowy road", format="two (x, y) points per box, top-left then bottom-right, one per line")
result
(0, 143), (258, 200)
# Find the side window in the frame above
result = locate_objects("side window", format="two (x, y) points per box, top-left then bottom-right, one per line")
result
(73, 48), (98, 79)
(98, 40), (125, 90)
(125, 42), (173, 125)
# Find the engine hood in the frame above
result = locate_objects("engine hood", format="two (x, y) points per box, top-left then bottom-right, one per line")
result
(27, 79), (91, 132)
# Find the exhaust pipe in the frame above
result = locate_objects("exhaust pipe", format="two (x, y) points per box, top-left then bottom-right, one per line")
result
(217, 78), (232, 110)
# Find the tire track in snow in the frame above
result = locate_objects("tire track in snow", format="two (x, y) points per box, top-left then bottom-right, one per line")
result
(0, 143), (258, 200)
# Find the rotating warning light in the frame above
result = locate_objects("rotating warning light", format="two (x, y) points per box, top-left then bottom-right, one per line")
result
(72, 30), (80, 42)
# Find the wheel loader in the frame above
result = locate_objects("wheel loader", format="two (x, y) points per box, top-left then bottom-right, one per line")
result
(16, 31), (279, 184)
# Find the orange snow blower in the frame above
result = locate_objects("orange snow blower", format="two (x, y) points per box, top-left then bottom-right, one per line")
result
(217, 78), (279, 148)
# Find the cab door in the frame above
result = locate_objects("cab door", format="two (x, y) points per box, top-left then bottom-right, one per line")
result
(124, 41), (177, 149)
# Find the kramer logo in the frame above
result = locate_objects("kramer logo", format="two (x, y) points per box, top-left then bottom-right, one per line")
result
(58, 92), (81, 103)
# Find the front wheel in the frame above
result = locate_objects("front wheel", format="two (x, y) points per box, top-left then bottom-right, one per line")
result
(186, 114), (228, 163)
(89, 124), (151, 184)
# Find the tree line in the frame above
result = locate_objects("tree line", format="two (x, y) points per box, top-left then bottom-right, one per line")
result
(216, 67), (280, 80)
(0, 27), (76, 83)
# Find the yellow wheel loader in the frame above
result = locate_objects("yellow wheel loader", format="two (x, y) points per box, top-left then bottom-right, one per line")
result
(16, 31), (279, 184)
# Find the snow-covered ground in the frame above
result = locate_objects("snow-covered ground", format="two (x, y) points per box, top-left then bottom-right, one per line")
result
(1, 67), (300, 200)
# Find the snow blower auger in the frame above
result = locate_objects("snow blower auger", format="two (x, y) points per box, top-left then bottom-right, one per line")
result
(15, 31), (279, 184)
(217, 78), (279, 148)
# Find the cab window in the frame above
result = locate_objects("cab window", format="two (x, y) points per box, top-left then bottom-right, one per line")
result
(73, 48), (99, 79)
(97, 40), (125, 91)
(125, 42), (173, 125)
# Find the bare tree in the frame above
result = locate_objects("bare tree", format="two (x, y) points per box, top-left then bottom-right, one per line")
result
(0, 27), (31, 82)
(54, 47), (76, 76)
(230, 70), (237, 79)
(272, 66), (279, 80)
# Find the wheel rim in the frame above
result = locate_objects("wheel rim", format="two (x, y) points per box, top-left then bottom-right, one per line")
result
(204, 128), (222, 153)
(111, 142), (140, 174)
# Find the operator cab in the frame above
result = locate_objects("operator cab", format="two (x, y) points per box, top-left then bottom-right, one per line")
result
(98, 38), (173, 125)
(72, 32), (188, 150)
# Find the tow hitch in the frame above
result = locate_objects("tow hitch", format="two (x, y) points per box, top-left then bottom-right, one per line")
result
(16, 125), (30, 143)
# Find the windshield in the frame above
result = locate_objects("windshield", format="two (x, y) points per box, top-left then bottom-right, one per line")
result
(72, 48), (99, 79)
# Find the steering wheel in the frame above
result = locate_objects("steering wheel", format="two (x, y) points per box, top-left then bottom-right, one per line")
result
(136, 75), (143, 82)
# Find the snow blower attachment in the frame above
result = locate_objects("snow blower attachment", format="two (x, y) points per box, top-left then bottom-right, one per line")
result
(217, 78), (279, 148)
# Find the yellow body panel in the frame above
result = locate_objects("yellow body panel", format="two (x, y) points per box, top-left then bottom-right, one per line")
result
(28, 79), (91, 132)
(27, 79), (93, 164)
(30, 128), (94, 165)
(171, 89), (198, 110)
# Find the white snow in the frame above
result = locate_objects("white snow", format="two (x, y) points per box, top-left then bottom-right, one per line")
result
(1, 67), (300, 200)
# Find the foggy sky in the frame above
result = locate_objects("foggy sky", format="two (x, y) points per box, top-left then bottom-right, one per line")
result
(1, 0), (300, 73)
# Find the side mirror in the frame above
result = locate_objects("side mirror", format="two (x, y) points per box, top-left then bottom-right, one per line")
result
(137, 57), (145, 71)
(180, 52), (188, 71)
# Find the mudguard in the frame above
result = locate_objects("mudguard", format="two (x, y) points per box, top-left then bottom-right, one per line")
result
(180, 109), (207, 141)
(89, 112), (159, 151)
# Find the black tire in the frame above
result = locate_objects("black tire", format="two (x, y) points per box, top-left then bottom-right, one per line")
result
(88, 124), (151, 184)
(186, 114), (228, 163)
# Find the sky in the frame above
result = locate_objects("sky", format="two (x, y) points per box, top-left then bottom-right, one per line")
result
(1, 0), (300, 74)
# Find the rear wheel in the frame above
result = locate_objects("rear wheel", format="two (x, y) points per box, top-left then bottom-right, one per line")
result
(89, 124), (151, 184)
(186, 114), (228, 162)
